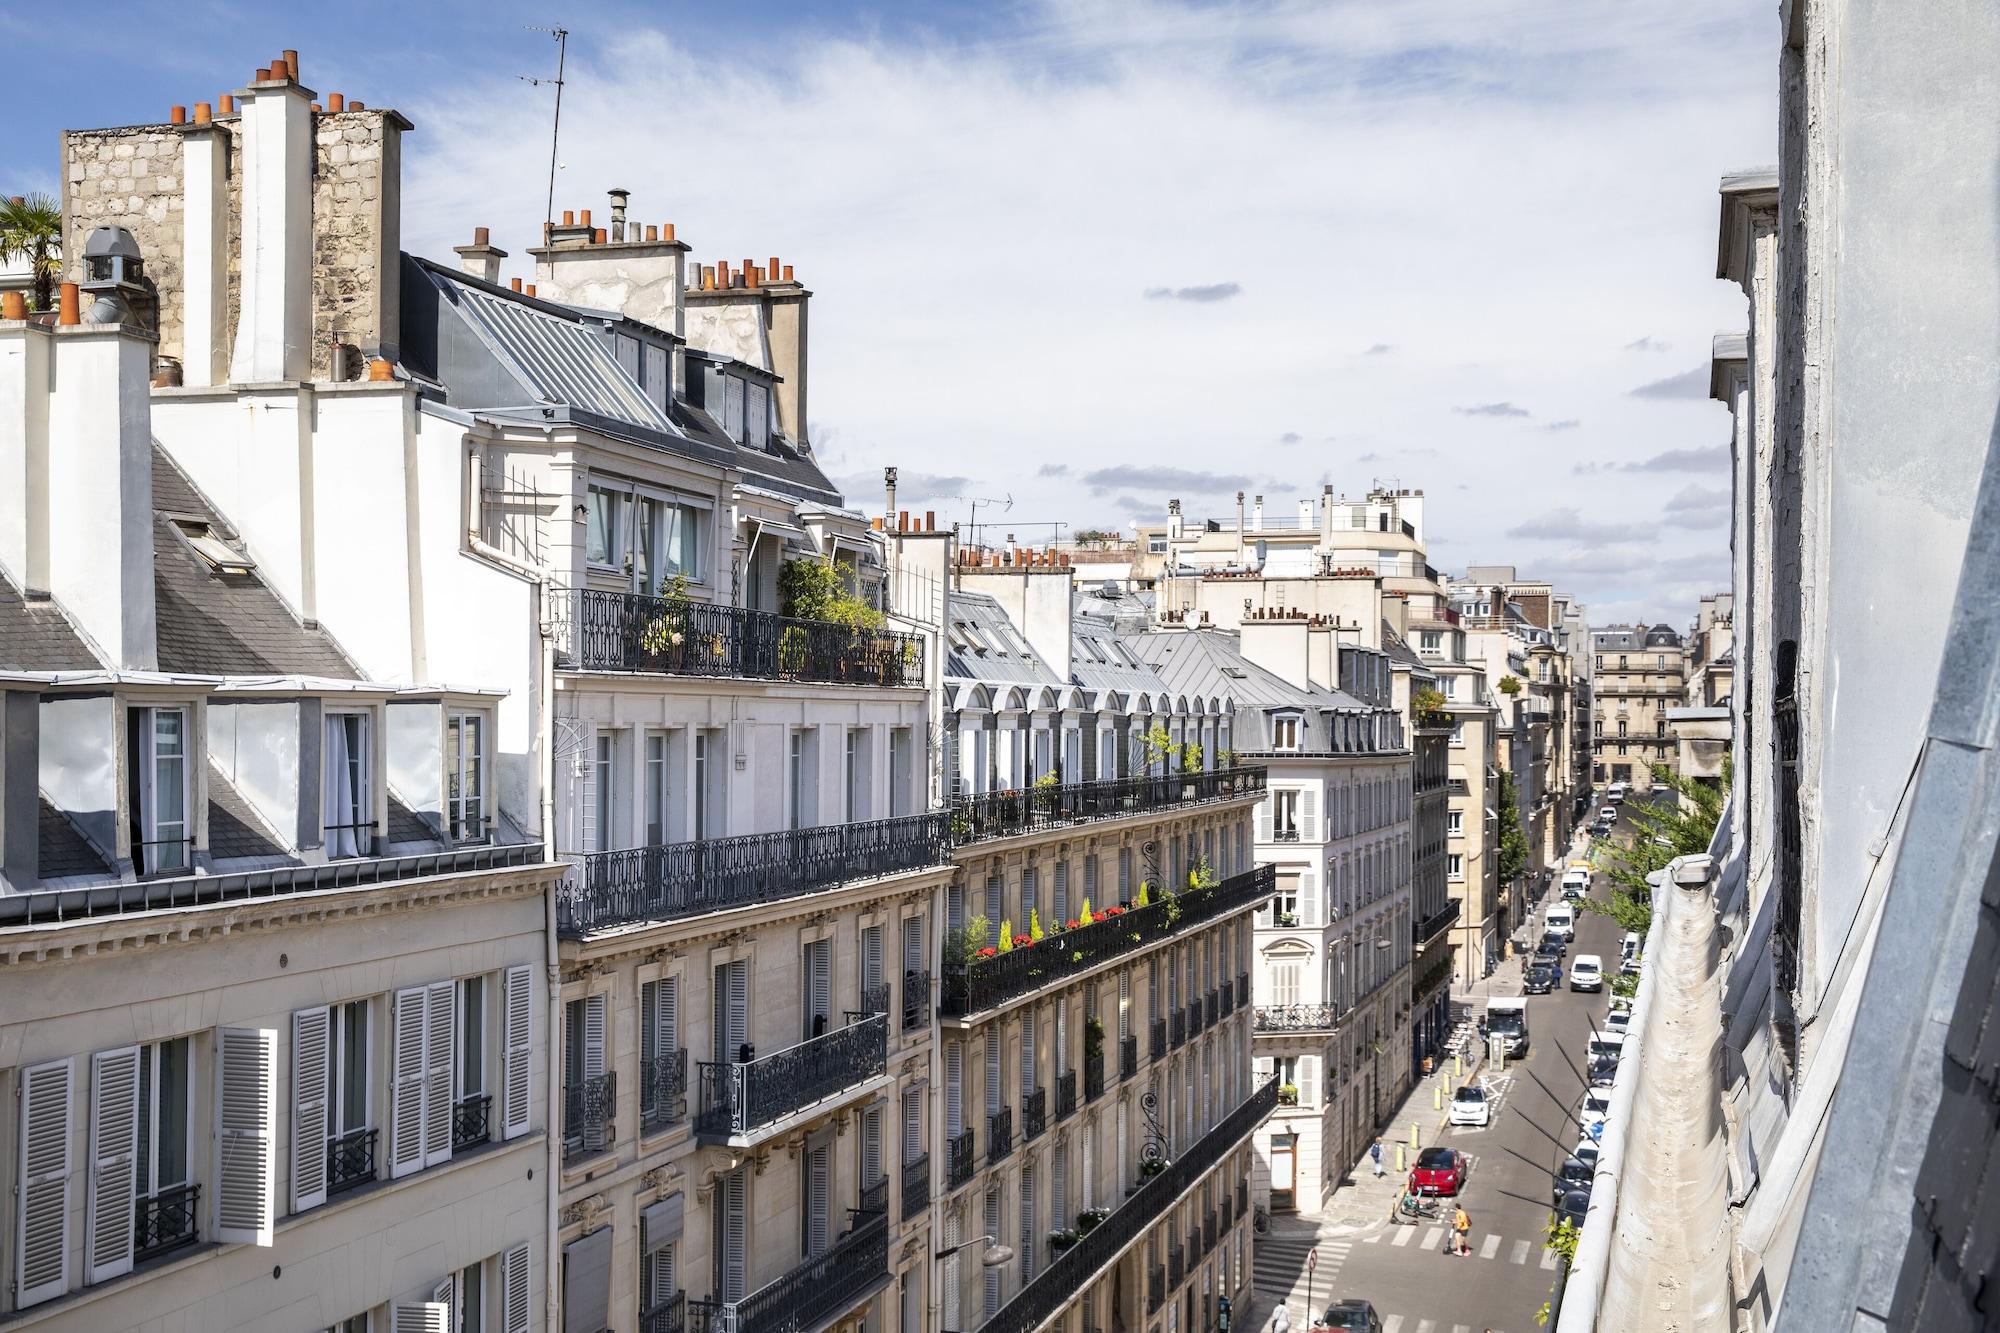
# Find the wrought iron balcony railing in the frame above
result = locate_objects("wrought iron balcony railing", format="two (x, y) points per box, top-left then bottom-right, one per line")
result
(1169, 1241), (1184, 1288)
(1185, 999), (1203, 1039)
(1237, 972), (1249, 1006)
(689, 1207), (889, 1333)
(559, 812), (950, 936)
(1021, 1087), (1047, 1142)
(988, 1106), (1015, 1165)
(1055, 1069), (1078, 1120)
(1218, 981), (1235, 1018)
(327, 1126), (377, 1196)
(1149, 1267), (1166, 1313)
(1120, 1035), (1138, 1081)
(696, 1014), (887, 1140)
(1415, 899), (1462, 945)
(641, 1292), (687, 1333)
(948, 767), (1266, 845)
(564, 1071), (618, 1163)
(947, 1129), (977, 1189)
(902, 1152), (930, 1220)
(1150, 1018), (1167, 1062)
(940, 867), (1274, 1017)
(1084, 1052), (1105, 1103)
(1205, 989), (1220, 1027)
(858, 1175), (889, 1217)
(902, 969), (932, 1032)
(133, 1182), (199, 1261)
(452, 1091), (493, 1151)
(975, 1079), (1280, 1333)
(851, 983), (892, 1022)
(642, 1049), (690, 1133)
(1170, 1010), (1187, 1048)
(551, 586), (926, 688)
(1254, 1004), (1342, 1034)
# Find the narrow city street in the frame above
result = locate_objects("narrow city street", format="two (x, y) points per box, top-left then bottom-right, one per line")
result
(1248, 808), (1638, 1333)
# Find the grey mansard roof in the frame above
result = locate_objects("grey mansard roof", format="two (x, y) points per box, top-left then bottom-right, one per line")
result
(1130, 629), (1368, 751)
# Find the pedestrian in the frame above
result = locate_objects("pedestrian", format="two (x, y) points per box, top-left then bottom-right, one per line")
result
(1453, 1203), (1473, 1257)
(1270, 1302), (1291, 1333)
(1370, 1138), (1384, 1179)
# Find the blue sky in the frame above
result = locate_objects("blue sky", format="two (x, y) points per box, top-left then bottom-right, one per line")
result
(3, 0), (1775, 626)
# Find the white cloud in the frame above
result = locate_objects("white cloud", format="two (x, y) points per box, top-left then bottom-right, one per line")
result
(400, 0), (1769, 615)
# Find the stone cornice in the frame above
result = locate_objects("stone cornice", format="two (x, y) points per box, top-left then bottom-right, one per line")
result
(0, 862), (561, 967)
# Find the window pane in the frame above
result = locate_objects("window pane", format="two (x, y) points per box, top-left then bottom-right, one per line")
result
(461, 978), (485, 1095)
(340, 1001), (368, 1131)
(158, 1037), (190, 1186)
(587, 487), (616, 564)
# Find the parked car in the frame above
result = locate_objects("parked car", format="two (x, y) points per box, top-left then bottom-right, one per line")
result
(1546, 904), (1576, 938)
(1621, 931), (1642, 964)
(1598, 805), (1618, 822)
(1590, 820), (1612, 838)
(1523, 964), (1557, 995)
(1588, 1055), (1619, 1088)
(1450, 1085), (1491, 1127)
(1320, 1300), (1384, 1333)
(1620, 956), (1642, 978)
(1578, 1089), (1612, 1137)
(1572, 1139), (1600, 1171)
(1534, 941), (1564, 976)
(1552, 1155), (1593, 1206)
(1605, 1009), (1632, 1037)
(1411, 1146), (1468, 1196)
(1553, 1188), (1591, 1232)
(1539, 930), (1569, 958)
(1608, 782), (1628, 801)
(1570, 953), (1604, 992)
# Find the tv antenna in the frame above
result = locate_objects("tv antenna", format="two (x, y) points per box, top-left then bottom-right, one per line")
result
(520, 25), (570, 231)
(943, 493), (1013, 536)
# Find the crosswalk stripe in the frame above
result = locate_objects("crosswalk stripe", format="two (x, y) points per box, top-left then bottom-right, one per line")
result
(1479, 1233), (1501, 1259)
(1363, 1230), (1381, 1243)
(1422, 1226), (1446, 1252)
(1415, 1321), (1437, 1333)
(1383, 1318), (1403, 1333)
(1454, 1324), (1473, 1333)
(1541, 1247), (1559, 1269)
(1391, 1225), (1415, 1247)
(1512, 1239), (1532, 1265)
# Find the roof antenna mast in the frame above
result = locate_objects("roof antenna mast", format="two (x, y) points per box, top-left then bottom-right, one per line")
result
(522, 25), (570, 230)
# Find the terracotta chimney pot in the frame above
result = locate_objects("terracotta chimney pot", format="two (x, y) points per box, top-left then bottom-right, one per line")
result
(925, 511), (935, 531)
(769, 256), (780, 277)
(283, 49), (299, 79)
(645, 225), (658, 242)
(782, 264), (794, 281)
(219, 94), (235, 114)
(899, 510), (910, 531)
(510, 277), (523, 292)
(255, 67), (270, 82)
(871, 516), (884, 531)
(1, 291), (25, 320)
(746, 266), (760, 289)
(662, 223), (676, 242)
(562, 209), (575, 226)
(56, 283), (80, 326)
(347, 100), (364, 110)
(525, 284), (537, 297)
(367, 357), (395, 382)
(193, 102), (212, 124)
(579, 209), (592, 227)
(328, 91), (345, 112)
(169, 105), (187, 125)
(593, 228), (607, 244)
(474, 226), (490, 245)
(701, 265), (716, 291)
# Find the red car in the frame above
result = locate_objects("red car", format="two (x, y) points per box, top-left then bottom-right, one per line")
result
(1410, 1146), (1468, 1196)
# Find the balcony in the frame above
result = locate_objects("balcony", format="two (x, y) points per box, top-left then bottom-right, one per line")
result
(1254, 1004), (1342, 1035)
(452, 1091), (493, 1151)
(902, 1153), (930, 1220)
(1415, 900), (1461, 946)
(1218, 982), (1234, 1019)
(988, 1106), (1015, 1165)
(1237, 973), (1249, 1007)
(1084, 1052), (1105, 1103)
(551, 586), (927, 688)
(939, 867), (1273, 1018)
(558, 813), (950, 937)
(641, 1049), (690, 1134)
(696, 1015), (888, 1144)
(977, 1079), (1279, 1333)
(947, 1129), (977, 1189)
(1150, 1019), (1167, 1062)
(327, 1126), (377, 1195)
(564, 1071), (618, 1164)
(948, 767), (1266, 846)
(133, 1183), (200, 1262)
(902, 970), (932, 1032)
(690, 1208), (889, 1333)
(640, 1293), (687, 1333)
(1205, 989), (1220, 1027)
(1186, 998), (1204, 1039)
(1022, 1088), (1047, 1142)
(1120, 1035), (1138, 1081)
(1170, 1010), (1187, 1048)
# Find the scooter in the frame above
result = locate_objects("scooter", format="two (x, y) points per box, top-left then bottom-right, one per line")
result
(1391, 1191), (1442, 1224)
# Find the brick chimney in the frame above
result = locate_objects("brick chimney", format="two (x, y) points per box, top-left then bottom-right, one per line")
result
(685, 257), (812, 447)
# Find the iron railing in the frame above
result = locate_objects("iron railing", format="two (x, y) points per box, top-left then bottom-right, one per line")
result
(1055, 1070), (1078, 1120)
(1149, 1267), (1166, 1313)
(1150, 1018), (1167, 1062)
(1186, 999), (1204, 1039)
(858, 1175), (889, 1217)
(902, 1152), (931, 1220)
(1218, 981), (1235, 1018)
(979, 1079), (1279, 1333)
(327, 1126), (377, 1196)
(1021, 1088), (1046, 1142)
(559, 812), (950, 936)
(133, 1182), (199, 1261)
(1171, 1010), (1187, 1048)
(640, 1292), (687, 1333)
(552, 586), (927, 688)
(1237, 972), (1249, 1006)
(947, 1129), (977, 1188)
(854, 983), (892, 1021)
(1254, 1004), (1342, 1034)
(689, 1207), (889, 1333)
(988, 1106), (1015, 1165)
(1169, 1240), (1184, 1289)
(452, 1091), (492, 1151)
(1120, 1035), (1138, 1080)
(0, 840), (546, 927)
(642, 1049), (690, 1133)
(1205, 989), (1220, 1027)
(564, 1071), (618, 1163)
(696, 1015), (887, 1139)
(940, 867), (1274, 1017)
(902, 970), (932, 1031)
(948, 767), (1265, 845)
(1084, 1053), (1105, 1103)
(1415, 899), (1462, 945)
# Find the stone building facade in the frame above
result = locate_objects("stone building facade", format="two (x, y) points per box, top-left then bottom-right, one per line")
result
(1588, 625), (1687, 793)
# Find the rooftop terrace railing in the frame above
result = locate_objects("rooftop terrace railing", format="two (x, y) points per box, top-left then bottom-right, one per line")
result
(949, 768), (1265, 846)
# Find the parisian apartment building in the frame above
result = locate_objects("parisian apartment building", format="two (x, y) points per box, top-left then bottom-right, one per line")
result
(1587, 624), (1688, 792)
(0, 48), (1290, 1333)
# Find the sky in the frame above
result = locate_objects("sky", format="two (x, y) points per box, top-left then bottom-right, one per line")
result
(1, 0), (1775, 626)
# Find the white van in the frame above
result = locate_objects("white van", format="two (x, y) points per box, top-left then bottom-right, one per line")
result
(1608, 782), (1628, 802)
(1546, 903), (1575, 940)
(1621, 931), (1641, 964)
(1570, 954), (1604, 992)
(1562, 868), (1591, 900)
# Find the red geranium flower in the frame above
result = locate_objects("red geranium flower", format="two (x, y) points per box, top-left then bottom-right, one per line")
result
(976, 946), (998, 958)
(1065, 919), (1081, 931)
(1106, 906), (1125, 916)
(1013, 935), (1032, 948)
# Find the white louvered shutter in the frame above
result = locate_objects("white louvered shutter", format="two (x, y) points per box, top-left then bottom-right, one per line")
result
(391, 987), (428, 1177)
(86, 1046), (141, 1283)
(1118, 850), (1131, 899)
(727, 962), (748, 1056)
(1300, 786), (1316, 841)
(290, 1007), (330, 1211)
(945, 1042), (963, 1137)
(1081, 1120), (1096, 1209)
(1021, 869), (1037, 926)
(1119, 971), (1131, 1041)
(1053, 860), (1069, 923)
(654, 978), (680, 1058)
(1020, 1162), (1036, 1280)
(391, 1303), (450, 1333)
(502, 965), (533, 1139)
(1117, 1100), (1129, 1193)
(863, 1104), (884, 1188)
(985, 1031), (1001, 1114)
(424, 980), (456, 1167)
(1084, 855), (1098, 903)
(985, 875), (1003, 940)
(903, 1087), (923, 1163)
(15, 1057), (72, 1306)
(1255, 796), (1272, 843)
(806, 941), (831, 1034)
(1052, 1139), (1068, 1229)
(577, 751), (597, 853)
(1020, 1016), (1036, 1095)
(214, 1027), (276, 1245)
(983, 1191), (1001, 1319)
(501, 1242), (532, 1333)
(863, 926), (884, 994)
(946, 882), (965, 931)
(903, 915), (923, 973)
(722, 1170), (748, 1301)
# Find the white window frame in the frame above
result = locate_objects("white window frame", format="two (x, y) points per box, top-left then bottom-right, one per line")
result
(323, 708), (376, 859)
(132, 704), (193, 875)
(446, 710), (489, 844)
(585, 484), (627, 571)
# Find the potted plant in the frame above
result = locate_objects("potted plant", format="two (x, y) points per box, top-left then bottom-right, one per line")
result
(1084, 1017), (1104, 1064)
(1277, 1083), (1300, 1105)
(1139, 1156), (1169, 1179)
(1076, 1207), (1111, 1234)
(1048, 1226), (1082, 1252)
(1275, 911), (1298, 928)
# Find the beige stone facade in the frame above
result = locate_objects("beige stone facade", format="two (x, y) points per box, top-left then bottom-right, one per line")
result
(1589, 625), (1688, 792)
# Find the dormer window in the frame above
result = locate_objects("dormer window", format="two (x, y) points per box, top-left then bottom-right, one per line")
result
(129, 705), (192, 874)
(323, 711), (374, 858)
(722, 376), (746, 443)
(747, 381), (770, 450)
(1271, 713), (1302, 752)
(446, 711), (488, 843)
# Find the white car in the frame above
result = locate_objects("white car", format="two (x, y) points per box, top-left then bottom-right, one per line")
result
(1605, 1009), (1632, 1036)
(1450, 1085), (1491, 1127)
(1598, 805), (1618, 822)
(1578, 1089), (1612, 1137)
(1573, 1139), (1601, 1171)
(1570, 954), (1604, 992)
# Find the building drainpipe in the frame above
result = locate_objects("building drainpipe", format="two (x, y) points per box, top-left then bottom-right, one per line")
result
(537, 581), (564, 1333)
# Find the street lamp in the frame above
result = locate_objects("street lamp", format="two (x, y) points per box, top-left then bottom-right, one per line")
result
(936, 1234), (1016, 1269)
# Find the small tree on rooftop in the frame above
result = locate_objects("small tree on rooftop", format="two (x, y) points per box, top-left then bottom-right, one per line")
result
(0, 194), (62, 313)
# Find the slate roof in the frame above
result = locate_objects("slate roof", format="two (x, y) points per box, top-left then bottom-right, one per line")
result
(152, 448), (361, 678)
(668, 398), (842, 505)
(206, 763), (295, 863)
(0, 569), (102, 671)
(39, 797), (111, 879)
(1131, 629), (1367, 752)
(1381, 621), (1432, 672)
(387, 792), (444, 849)
(944, 591), (1063, 687)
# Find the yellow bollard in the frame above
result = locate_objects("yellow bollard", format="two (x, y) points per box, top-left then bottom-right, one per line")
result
(1433, 1084), (1443, 1111)
(1410, 1122), (1420, 1149)
(1455, 1054), (1463, 1078)
(1396, 1144), (1406, 1172)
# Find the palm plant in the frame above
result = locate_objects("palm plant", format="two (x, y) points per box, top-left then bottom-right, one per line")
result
(0, 194), (62, 313)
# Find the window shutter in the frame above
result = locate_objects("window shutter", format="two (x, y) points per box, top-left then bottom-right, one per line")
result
(727, 962), (748, 1055)
(390, 1304), (451, 1333)
(1019, 1163), (1036, 1280)
(502, 965), (533, 1139)
(424, 980), (456, 1168)
(1255, 798), (1271, 843)
(985, 875), (1003, 938)
(863, 926), (884, 993)
(1081, 1120), (1096, 1209)
(214, 1028), (276, 1246)
(290, 1006), (330, 1211)
(15, 1057), (72, 1306)
(1119, 971), (1131, 1041)
(584, 993), (607, 1080)
(945, 1042), (963, 1137)
(722, 1171), (747, 1301)
(1021, 1016), (1037, 1095)
(985, 1031), (1001, 1114)
(1053, 860), (1069, 923)
(863, 1105), (883, 1187)
(903, 1088), (923, 1163)
(946, 882), (964, 931)
(501, 1243), (532, 1333)
(982, 1190), (1002, 1319)
(655, 978), (679, 1057)
(86, 1046), (141, 1283)
(806, 942), (831, 1031)
(577, 750), (597, 852)
(1021, 869), (1037, 925)
(1084, 856), (1098, 902)
(1118, 851), (1131, 899)
(1301, 787), (1317, 841)
(903, 916), (923, 973)
(1052, 1139), (1068, 1225)
(391, 986), (428, 1178)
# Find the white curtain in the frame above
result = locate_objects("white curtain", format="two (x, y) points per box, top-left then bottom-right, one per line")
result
(324, 715), (367, 857)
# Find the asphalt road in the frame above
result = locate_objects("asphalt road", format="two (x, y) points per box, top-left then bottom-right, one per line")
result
(1253, 796), (1642, 1333)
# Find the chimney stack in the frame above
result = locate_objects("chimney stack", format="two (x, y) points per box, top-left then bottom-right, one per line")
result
(454, 226), (508, 285)
(608, 188), (629, 242)
(180, 109), (230, 385)
(884, 466), (898, 525)
(229, 64), (315, 381)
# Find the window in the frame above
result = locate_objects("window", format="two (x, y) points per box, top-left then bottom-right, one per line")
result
(1273, 790), (1300, 841)
(458, 977), (487, 1141)
(642, 1195), (683, 1319)
(324, 712), (374, 857)
(1448, 853), (1463, 880)
(1618, 720), (1628, 737)
(1419, 631), (1440, 652)
(593, 732), (617, 852)
(1447, 810), (1462, 835)
(747, 382), (771, 451)
(694, 732), (719, 839)
(645, 732), (670, 845)
(1657, 717), (1668, 738)
(564, 994), (610, 1159)
(844, 728), (870, 822)
(446, 712), (487, 843)
(1270, 713), (1301, 751)
(1147, 536), (1168, 554)
(723, 376), (747, 443)
(129, 705), (191, 874)
(1617, 742), (1628, 756)
(1270, 963), (1300, 1006)
(131, 1037), (194, 1261)
(328, 999), (372, 1185)
(1618, 655), (1627, 670)
(1657, 654), (1666, 669)
(635, 497), (703, 589)
(586, 485), (624, 567)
